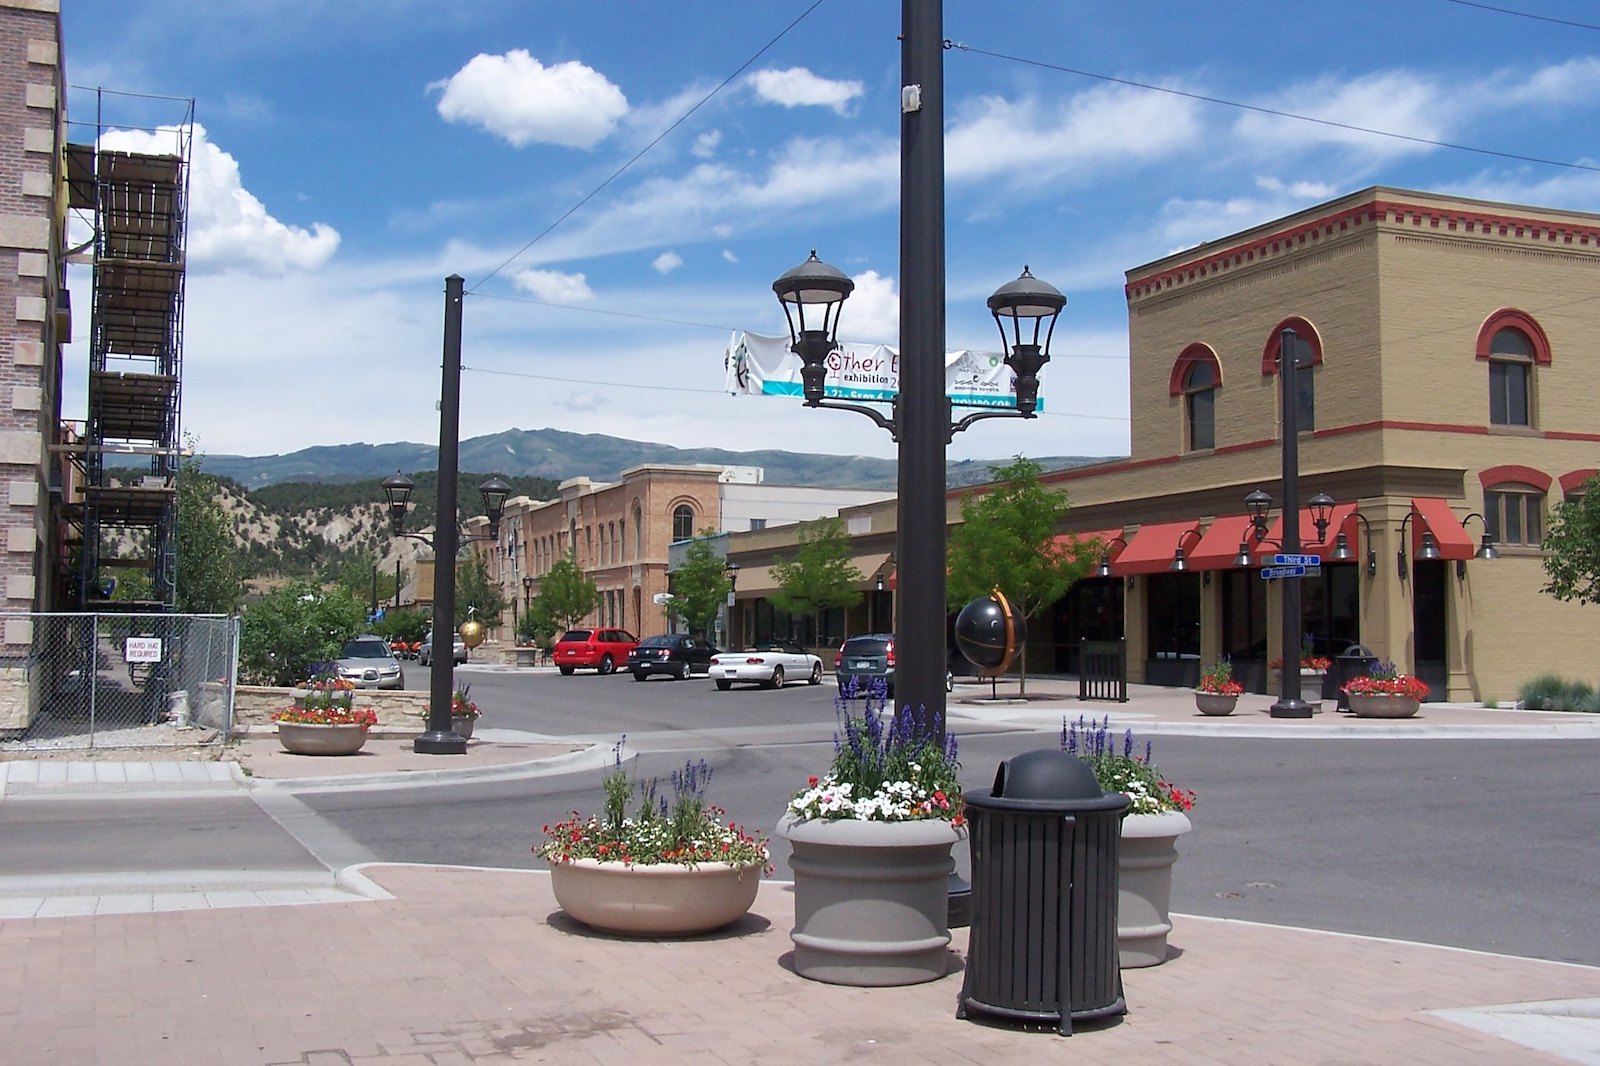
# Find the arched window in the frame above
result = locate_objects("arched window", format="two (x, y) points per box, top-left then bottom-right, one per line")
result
(631, 501), (643, 558)
(1182, 360), (1216, 451)
(1476, 309), (1549, 428)
(672, 504), (695, 543)
(1261, 319), (1320, 433)
(1484, 482), (1545, 547)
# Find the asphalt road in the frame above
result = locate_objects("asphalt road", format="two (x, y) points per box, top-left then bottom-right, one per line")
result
(6, 663), (1598, 967)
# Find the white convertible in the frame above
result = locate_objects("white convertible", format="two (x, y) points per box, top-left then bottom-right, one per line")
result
(709, 640), (824, 690)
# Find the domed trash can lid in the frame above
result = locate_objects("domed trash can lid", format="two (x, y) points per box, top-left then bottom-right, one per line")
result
(967, 748), (1128, 813)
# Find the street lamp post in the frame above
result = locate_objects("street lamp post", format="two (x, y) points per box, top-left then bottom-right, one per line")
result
(772, 5), (1061, 743)
(1271, 327), (1312, 719)
(381, 275), (513, 754)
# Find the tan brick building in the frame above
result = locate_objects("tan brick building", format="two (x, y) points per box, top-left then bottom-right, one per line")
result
(727, 186), (1600, 702)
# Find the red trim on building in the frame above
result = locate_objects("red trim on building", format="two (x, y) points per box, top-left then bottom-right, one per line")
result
(1475, 308), (1552, 366)
(1168, 342), (1223, 396)
(1544, 430), (1600, 442)
(1260, 317), (1324, 376)
(1409, 497), (1474, 561)
(1478, 464), (1552, 492)
(1126, 196), (1600, 301)
(1559, 469), (1599, 496)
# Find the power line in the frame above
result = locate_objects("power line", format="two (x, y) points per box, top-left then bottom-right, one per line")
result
(470, 0), (828, 292)
(1437, 0), (1600, 31)
(948, 41), (1600, 175)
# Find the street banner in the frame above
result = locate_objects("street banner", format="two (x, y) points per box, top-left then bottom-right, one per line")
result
(723, 330), (1043, 410)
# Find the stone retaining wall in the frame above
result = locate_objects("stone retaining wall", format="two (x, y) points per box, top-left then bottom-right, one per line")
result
(232, 685), (430, 733)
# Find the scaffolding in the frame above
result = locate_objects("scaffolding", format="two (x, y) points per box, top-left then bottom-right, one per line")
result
(60, 90), (194, 611)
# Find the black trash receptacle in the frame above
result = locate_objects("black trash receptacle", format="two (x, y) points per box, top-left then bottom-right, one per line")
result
(1331, 644), (1379, 710)
(957, 749), (1130, 1035)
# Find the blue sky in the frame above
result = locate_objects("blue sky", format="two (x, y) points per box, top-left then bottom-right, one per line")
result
(57, 0), (1600, 468)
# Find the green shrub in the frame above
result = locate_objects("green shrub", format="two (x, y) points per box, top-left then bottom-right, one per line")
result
(1520, 674), (1568, 710)
(1574, 690), (1600, 715)
(1561, 680), (1596, 711)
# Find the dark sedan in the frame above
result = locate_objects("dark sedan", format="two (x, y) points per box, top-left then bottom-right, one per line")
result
(626, 634), (719, 681)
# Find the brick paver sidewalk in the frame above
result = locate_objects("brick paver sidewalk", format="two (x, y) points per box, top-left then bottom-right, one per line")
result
(4, 864), (1597, 1064)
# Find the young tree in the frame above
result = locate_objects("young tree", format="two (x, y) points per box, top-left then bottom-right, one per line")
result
(770, 517), (863, 644)
(533, 553), (599, 634)
(454, 552), (508, 626)
(176, 450), (244, 615)
(946, 456), (1096, 694)
(237, 581), (367, 686)
(332, 554), (400, 608)
(665, 531), (732, 638)
(1542, 477), (1600, 604)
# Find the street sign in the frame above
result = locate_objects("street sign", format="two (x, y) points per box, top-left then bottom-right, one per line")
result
(1272, 554), (1322, 566)
(1260, 565), (1307, 580)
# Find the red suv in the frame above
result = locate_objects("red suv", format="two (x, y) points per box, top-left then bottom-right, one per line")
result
(553, 628), (639, 675)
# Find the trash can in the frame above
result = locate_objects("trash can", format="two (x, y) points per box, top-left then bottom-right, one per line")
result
(1332, 644), (1379, 710)
(957, 749), (1130, 1035)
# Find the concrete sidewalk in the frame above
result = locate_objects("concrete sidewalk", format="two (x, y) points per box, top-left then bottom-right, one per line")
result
(3, 863), (1599, 1064)
(3, 683), (1600, 1062)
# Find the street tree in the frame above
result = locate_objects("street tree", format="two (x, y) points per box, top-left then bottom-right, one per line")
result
(238, 581), (366, 686)
(946, 455), (1096, 694)
(665, 530), (732, 638)
(770, 517), (863, 644)
(176, 450), (244, 615)
(1542, 475), (1600, 604)
(454, 552), (508, 626)
(332, 554), (401, 609)
(533, 553), (599, 634)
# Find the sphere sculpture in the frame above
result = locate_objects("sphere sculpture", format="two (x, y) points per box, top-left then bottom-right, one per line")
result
(458, 618), (486, 649)
(953, 589), (1025, 677)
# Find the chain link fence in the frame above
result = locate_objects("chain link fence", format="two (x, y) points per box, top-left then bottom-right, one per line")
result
(0, 613), (239, 752)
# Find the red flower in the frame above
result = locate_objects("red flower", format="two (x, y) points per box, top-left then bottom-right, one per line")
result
(808, 775), (819, 787)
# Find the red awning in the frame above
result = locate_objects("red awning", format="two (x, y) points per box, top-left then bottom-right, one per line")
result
(1262, 502), (1357, 560)
(1113, 519), (1202, 575)
(1409, 497), (1474, 561)
(1186, 514), (1258, 571)
(1053, 528), (1125, 558)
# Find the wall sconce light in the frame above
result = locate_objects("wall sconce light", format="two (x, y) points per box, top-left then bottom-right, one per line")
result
(1169, 527), (1202, 572)
(1126, 575), (1136, 590)
(1456, 513), (1500, 579)
(1095, 536), (1128, 578)
(1329, 511), (1378, 577)
(1396, 509), (1441, 581)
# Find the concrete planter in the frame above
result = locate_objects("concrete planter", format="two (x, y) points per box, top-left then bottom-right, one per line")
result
(777, 813), (965, 987)
(451, 716), (476, 739)
(1193, 691), (1238, 716)
(277, 722), (370, 756)
(549, 858), (762, 936)
(1119, 809), (1191, 968)
(515, 646), (539, 668)
(1348, 694), (1420, 718)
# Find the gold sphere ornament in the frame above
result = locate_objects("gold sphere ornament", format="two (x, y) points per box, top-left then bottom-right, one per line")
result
(458, 619), (486, 649)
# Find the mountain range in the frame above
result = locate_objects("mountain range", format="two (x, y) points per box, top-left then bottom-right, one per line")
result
(204, 427), (1115, 490)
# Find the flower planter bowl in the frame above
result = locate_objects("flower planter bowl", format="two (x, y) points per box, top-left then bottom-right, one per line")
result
(1348, 694), (1421, 719)
(515, 646), (539, 668)
(277, 722), (370, 756)
(548, 857), (762, 936)
(1119, 809), (1192, 967)
(451, 716), (475, 739)
(778, 813), (965, 987)
(1193, 691), (1238, 716)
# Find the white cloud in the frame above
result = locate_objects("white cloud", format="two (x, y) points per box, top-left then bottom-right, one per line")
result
(721, 249), (739, 263)
(841, 270), (898, 345)
(1234, 71), (1448, 157)
(692, 130), (722, 159)
(98, 123), (340, 275)
(652, 251), (683, 274)
(512, 268), (594, 303)
(748, 67), (864, 115)
(432, 50), (628, 149)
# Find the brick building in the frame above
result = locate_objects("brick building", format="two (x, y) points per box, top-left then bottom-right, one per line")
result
(727, 186), (1600, 702)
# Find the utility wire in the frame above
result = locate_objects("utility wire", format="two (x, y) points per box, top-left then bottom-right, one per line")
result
(1437, 0), (1600, 31)
(948, 41), (1600, 174)
(470, 0), (827, 292)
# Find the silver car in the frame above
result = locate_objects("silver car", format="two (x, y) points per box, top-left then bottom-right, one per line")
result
(419, 631), (468, 666)
(335, 635), (405, 689)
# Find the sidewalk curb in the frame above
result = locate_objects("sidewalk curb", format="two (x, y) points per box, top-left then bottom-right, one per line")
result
(242, 741), (607, 794)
